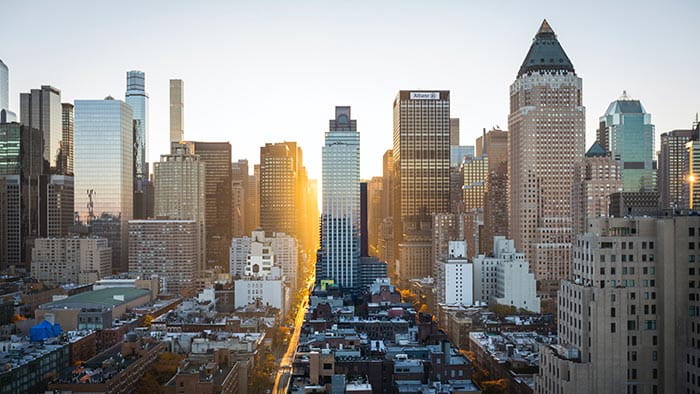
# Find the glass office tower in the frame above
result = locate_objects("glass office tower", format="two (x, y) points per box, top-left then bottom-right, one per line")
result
(319, 106), (360, 288)
(74, 97), (133, 271)
(125, 71), (149, 182)
(20, 85), (62, 172)
(597, 93), (656, 192)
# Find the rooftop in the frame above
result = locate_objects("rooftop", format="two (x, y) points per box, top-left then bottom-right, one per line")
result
(518, 19), (575, 78)
(40, 287), (151, 309)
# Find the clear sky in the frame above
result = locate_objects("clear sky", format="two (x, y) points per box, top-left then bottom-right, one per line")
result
(2, 0), (698, 182)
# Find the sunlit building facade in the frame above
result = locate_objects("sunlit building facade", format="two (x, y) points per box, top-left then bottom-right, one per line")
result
(659, 129), (694, 210)
(508, 20), (585, 296)
(319, 106), (360, 288)
(169, 79), (184, 143)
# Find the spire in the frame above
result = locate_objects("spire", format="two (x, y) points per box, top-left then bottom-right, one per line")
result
(538, 19), (554, 35)
(517, 19), (575, 78)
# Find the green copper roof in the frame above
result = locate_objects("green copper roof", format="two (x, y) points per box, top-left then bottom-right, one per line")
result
(585, 141), (609, 157)
(518, 19), (575, 78)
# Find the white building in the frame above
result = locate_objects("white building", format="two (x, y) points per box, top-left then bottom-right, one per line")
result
(229, 230), (298, 288)
(31, 237), (111, 286)
(473, 236), (540, 312)
(234, 266), (288, 314)
(436, 241), (474, 306)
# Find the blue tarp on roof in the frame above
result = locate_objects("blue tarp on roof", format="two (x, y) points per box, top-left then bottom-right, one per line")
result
(29, 320), (62, 341)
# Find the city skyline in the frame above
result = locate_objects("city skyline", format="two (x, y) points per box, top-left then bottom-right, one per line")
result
(2, 1), (698, 181)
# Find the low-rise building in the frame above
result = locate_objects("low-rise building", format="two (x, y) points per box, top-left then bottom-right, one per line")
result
(0, 338), (71, 394)
(164, 349), (241, 394)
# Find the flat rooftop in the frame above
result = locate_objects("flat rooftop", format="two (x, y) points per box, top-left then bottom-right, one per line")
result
(41, 287), (150, 309)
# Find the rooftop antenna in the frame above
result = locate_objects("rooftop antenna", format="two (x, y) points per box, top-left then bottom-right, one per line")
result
(620, 90), (631, 100)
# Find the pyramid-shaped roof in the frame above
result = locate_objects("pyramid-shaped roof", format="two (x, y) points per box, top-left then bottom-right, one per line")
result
(585, 141), (609, 157)
(518, 19), (575, 78)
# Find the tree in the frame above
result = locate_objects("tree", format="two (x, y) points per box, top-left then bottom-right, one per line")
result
(135, 352), (184, 394)
(143, 314), (154, 328)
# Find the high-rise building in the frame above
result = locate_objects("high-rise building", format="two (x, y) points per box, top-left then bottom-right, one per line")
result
(318, 106), (360, 288)
(0, 59), (16, 122)
(378, 150), (396, 274)
(31, 237), (111, 286)
(46, 175), (74, 237)
(393, 90), (450, 285)
(59, 103), (74, 175)
(462, 155), (489, 211)
(125, 71), (148, 181)
(259, 142), (300, 237)
(393, 90), (451, 225)
(180, 141), (232, 270)
(478, 127), (509, 253)
(535, 216), (698, 393)
(74, 98), (133, 272)
(169, 79), (184, 143)
(20, 85), (62, 172)
(659, 129), (694, 210)
(246, 166), (260, 234)
(476, 127), (508, 168)
(571, 142), (622, 235)
(597, 93), (656, 192)
(128, 219), (197, 293)
(0, 123), (45, 269)
(450, 118), (460, 146)
(0, 59), (8, 114)
(367, 176), (383, 255)
(508, 20), (585, 296)
(231, 159), (249, 237)
(482, 162), (509, 253)
(153, 143), (206, 272)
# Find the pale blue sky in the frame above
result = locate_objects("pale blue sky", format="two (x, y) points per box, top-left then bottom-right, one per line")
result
(2, 0), (698, 180)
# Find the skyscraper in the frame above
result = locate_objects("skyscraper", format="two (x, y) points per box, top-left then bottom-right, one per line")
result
(231, 159), (249, 237)
(319, 106), (360, 288)
(0, 59), (15, 122)
(20, 85), (62, 172)
(570, 142), (622, 235)
(659, 129), (694, 210)
(508, 20), (585, 296)
(74, 97), (133, 271)
(60, 103), (74, 175)
(478, 127), (509, 253)
(367, 176), (383, 255)
(169, 79), (184, 143)
(597, 93), (656, 192)
(179, 141), (232, 270)
(0, 123), (45, 269)
(154, 143), (206, 272)
(260, 142), (300, 237)
(125, 71), (149, 182)
(393, 90), (451, 224)
(393, 90), (450, 283)
(0, 59), (8, 114)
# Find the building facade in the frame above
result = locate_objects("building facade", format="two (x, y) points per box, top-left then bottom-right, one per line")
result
(597, 94), (656, 192)
(473, 236), (540, 313)
(128, 219), (198, 293)
(20, 85), (62, 172)
(535, 216), (700, 393)
(31, 237), (111, 286)
(571, 142), (622, 235)
(169, 79), (184, 143)
(153, 143), (206, 272)
(74, 98), (133, 271)
(319, 106), (360, 288)
(508, 20), (585, 296)
(658, 129), (694, 210)
(435, 241), (473, 306)
(60, 103), (74, 175)
(180, 141), (232, 270)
